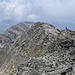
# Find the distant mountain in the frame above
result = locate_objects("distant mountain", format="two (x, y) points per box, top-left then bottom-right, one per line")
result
(0, 29), (4, 34)
(0, 22), (75, 75)
(0, 24), (13, 34)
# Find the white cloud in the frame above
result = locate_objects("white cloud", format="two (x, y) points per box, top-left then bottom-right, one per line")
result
(28, 14), (38, 20)
(0, 0), (75, 30)
(0, 0), (32, 22)
(31, 0), (75, 23)
(14, 2), (32, 21)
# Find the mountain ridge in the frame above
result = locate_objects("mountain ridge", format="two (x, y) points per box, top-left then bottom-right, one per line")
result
(0, 22), (75, 75)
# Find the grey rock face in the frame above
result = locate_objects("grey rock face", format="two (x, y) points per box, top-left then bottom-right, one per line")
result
(0, 22), (34, 72)
(0, 22), (75, 75)
(0, 34), (13, 67)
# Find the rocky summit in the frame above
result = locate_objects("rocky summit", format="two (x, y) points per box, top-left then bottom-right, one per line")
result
(0, 22), (75, 75)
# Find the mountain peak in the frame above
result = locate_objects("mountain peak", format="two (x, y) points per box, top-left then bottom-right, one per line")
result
(32, 22), (60, 36)
(0, 22), (75, 75)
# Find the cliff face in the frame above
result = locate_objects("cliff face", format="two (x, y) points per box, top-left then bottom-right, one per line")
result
(0, 22), (75, 75)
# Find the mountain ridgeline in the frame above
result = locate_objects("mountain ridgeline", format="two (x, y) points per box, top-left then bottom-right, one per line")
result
(0, 22), (75, 75)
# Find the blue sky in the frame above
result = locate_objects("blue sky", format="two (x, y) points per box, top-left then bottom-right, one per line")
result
(0, 0), (75, 32)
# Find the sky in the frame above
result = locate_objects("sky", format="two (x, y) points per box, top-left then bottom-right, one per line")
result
(0, 0), (75, 33)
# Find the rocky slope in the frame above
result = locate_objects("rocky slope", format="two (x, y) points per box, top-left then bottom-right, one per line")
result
(0, 22), (34, 72)
(0, 22), (75, 75)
